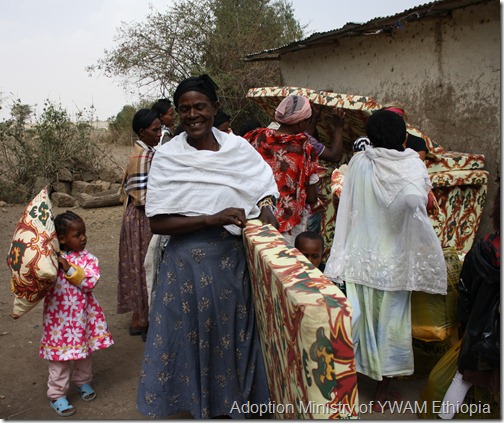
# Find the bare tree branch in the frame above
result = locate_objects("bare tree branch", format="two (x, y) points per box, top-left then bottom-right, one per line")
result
(87, 0), (304, 128)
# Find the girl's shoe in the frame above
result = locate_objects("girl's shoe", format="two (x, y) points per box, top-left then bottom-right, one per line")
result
(77, 383), (97, 402)
(50, 397), (76, 417)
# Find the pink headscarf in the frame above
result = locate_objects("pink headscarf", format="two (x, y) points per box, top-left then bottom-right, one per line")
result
(274, 95), (312, 125)
(383, 107), (405, 117)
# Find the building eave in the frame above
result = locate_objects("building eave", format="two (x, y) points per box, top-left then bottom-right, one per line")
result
(243, 0), (491, 62)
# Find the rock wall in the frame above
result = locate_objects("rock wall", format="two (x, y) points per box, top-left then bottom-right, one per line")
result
(34, 166), (124, 208)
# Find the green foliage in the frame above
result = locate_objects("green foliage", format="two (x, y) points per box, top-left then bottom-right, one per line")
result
(106, 98), (158, 145)
(0, 100), (37, 201)
(204, 0), (304, 129)
(88, 0), (305, 131)
(109, 105), (136, 132)
(107, 104), (136, 145)
(0, 100), (101, 203)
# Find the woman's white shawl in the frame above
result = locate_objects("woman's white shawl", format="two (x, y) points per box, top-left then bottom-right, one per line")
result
(324, 147), (447, 294)
(146, 128), (279, 235)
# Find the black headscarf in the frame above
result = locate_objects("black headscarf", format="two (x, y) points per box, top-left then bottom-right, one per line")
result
(365, 109), (406, 151)
(151, 98), (172, 117)
(213, 108), (231, 128)
(132, 109), (159, 136)
(173, 74), (219, 108)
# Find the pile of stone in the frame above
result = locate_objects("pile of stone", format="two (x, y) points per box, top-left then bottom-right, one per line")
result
(36, 167), (124, 209)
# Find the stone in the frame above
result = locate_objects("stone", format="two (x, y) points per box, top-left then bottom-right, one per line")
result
(71, 180), (90, 197)
(99, 168), (123, 184)
(78, 171), (95, 183)
(85, 182), (106, 195)
(78, 191), (122, 209)
(110, 183), (122, 192)
(57, 168), (73, 182)
(51, 192), (76, 208)
(94, 180), (111, 191)
(52, 181), (72, 195)
(33, 177), (51, 195)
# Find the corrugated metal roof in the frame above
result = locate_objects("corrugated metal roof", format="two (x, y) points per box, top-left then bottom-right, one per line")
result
(244, 0), (492, 61)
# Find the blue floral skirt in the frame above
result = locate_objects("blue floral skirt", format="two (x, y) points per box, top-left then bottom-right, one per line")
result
(137, 227), (269, 418)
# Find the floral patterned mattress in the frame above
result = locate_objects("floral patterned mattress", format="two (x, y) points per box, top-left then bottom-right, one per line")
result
(243, 221), (359, 419)
(246, 86), (486, 172)
(247, 86), (489, 255)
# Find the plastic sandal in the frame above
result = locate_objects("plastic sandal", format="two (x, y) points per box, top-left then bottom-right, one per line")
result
(50, 397), (76, 417)
(76, 383), (97, 402)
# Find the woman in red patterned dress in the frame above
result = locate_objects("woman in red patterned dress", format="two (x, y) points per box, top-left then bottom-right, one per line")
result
(244, 95), (319, 245)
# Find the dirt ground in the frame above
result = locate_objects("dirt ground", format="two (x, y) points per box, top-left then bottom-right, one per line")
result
(0, 202), (429, 420)
(0, 204), (151, 420)
(0, 142), (426, 419)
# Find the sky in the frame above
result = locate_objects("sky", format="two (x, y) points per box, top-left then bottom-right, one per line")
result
(0, 0), (426, 122)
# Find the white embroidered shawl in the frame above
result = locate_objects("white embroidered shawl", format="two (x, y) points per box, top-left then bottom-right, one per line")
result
(324, 147), (447, 294)
(146, 128), (279, 235)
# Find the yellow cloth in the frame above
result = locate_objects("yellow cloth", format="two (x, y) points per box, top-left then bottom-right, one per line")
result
(64, 264), (86, 286)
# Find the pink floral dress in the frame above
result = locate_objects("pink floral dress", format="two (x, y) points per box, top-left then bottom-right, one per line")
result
(39, 250), (113, 361)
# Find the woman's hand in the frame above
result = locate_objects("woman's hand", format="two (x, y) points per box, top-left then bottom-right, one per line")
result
(258, 206), (279, 229)
(427, 190), (440, 215)
(331, 107), (345, 128)
(58, 255), (71, 272)
(310, 104), (321, 122)
(150, 209), (247, 235)
(318, 108), (345, 163)
(211, 207), (247, 228)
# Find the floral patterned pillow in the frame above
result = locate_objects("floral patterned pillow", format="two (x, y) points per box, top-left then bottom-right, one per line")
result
(7, 187), (59, 319)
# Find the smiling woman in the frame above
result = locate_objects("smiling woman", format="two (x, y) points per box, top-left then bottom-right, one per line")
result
(136, 74), (279, 419)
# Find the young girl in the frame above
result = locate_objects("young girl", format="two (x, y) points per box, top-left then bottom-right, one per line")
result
(40, 211), (113, 417)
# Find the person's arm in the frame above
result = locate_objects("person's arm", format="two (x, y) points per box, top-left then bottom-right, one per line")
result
(457, 247), (477, 336)
(318, 108), (345, 163)
(427, 190), (439, 214)
(149, 207), (247, 236)
(258, 206), (279, 229)
(307, 104), (321, 137)
(59, 254), (100, 291)
(306, 183), (318, 205)
(305, 143), (320, 206)
(257, 196), (279, 229)
(405, 133), (428, 161)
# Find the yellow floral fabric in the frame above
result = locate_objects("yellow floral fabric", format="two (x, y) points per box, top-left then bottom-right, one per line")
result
(243, 221), (359, 419)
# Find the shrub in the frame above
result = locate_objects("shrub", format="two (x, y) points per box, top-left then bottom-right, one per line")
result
(0, 100), (102, 203)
